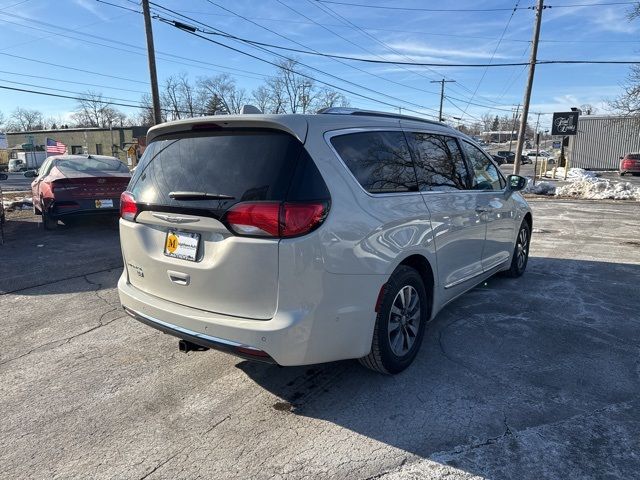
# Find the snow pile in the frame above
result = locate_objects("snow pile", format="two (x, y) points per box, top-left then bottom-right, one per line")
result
(545, 167), (598, 182)
(555, 178), (640, 200)
(2, 196), (33, 211)
(523, 179), (556, 195)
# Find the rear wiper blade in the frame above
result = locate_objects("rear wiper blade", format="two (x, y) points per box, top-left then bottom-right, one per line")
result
(169, 191), (235, 201)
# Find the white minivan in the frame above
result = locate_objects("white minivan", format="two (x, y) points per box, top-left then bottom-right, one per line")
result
(118, 109), (532, 374)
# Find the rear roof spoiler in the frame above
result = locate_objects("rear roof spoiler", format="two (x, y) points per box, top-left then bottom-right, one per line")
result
(146, 115), (309, 144)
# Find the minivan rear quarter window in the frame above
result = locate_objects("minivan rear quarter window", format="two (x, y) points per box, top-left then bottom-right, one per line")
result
(129, 129), (307, 215)
(330, 131), (417, 194)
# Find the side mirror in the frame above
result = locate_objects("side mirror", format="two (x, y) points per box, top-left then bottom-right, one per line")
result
(0, 173), (8, 181)
(24, 170), (38, 178)
(507, 174), (527, 191)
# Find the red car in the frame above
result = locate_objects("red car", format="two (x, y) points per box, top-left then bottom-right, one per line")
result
(619, 153), (640, 176)
(27, 155), (131, 230)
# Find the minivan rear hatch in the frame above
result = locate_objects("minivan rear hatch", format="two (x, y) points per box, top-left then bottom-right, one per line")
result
(120, 126), (319, 320)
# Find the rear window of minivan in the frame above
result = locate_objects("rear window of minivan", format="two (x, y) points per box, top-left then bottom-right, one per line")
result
(129, 129), (308, 213)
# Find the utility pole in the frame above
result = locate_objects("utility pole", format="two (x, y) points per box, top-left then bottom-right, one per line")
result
(508, 104), (520, 153)
(513, 0), (544, 175)
(430, 79), (455, 122)
(142, 0), (162, 125)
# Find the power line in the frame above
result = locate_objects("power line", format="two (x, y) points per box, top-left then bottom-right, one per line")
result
(314, 0), (639, 11)
(308, 0), (476, 101)
(546, 1), (639, 7)
(0, 83), (195, 115)
(146, 6), (593, 115)
(0, 84), (144, 110)
(313, 0), (530, 12)
(130, 10), (640, 67)
(459, 1), (521, 119)
(149, 2), (443, 117)
(133, 8), (640, 44)
(202, 0), (442, 115)
(0, 52), (149, 85)
(0, 12), (268, 80)
(0, 77), (140, 104)
(0, 70), (149, 94)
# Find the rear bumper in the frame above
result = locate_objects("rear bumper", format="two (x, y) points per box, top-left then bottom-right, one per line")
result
(49, 198), (120, 217)
(118, 269), (383, 366)
(123, 306), (275, 363)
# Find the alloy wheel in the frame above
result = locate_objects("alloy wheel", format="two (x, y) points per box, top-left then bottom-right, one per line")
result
(516, 227), (529, 270)
(388, 285), (421, 356)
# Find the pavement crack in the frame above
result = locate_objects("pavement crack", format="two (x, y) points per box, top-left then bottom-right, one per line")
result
(0, 314), (125, 367)
(137, 416), (231, 479)
(0, 266), (120, 296)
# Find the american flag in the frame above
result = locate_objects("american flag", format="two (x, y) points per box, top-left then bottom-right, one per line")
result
(46, 137), (66, 154)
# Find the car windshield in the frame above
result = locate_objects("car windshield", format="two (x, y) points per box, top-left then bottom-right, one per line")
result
(54, 157), (129, 173)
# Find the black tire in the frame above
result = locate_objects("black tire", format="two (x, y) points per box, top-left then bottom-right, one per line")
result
(359, 266), (429, 374)
(503, 220), (531, 278)
(42, 207), (58, 230)
(619, 171), (626, 176)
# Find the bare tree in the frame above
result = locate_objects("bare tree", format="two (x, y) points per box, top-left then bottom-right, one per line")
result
(579, 104), (597, 115)
(162, 75), (182, 121)
(265, 76), (287, 113)
(136, 93), (157, 126)
(72, 91), (126, 128)
(480, 113), (494, 132)
(313, 87), (349, 111)
(263, 59), (348, 114)
(0, 110), (5, 131)
(7, 107), (44, 131)
(610, 5), (640, 116)
(251, 85), (271, 113)
(197, 74), (247, 114)
(610, 67), (640, 116)
(43, 115), (66, 130)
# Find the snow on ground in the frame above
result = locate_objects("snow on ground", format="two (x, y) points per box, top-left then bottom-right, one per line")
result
(524, 179), (556, 195)
(545, 167), (598, 182)
(524, 169), (640, 201)
(2, 196), (33, 211)
(556, 179), (640, 200)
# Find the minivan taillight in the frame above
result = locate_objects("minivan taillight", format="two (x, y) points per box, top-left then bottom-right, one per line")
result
(225, 201), (328, 238)
(120, 191), (138, 221)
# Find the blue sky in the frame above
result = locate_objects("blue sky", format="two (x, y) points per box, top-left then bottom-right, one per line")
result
(0, 0), (638, 130)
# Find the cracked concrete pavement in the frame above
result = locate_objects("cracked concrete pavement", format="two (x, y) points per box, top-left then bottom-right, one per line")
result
(1, 200), (639, 479)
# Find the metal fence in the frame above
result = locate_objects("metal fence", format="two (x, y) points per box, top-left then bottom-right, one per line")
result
(571, 116), (640, 170)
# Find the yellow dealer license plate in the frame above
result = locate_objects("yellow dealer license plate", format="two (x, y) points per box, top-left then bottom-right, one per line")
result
(164, 230), (200, 262)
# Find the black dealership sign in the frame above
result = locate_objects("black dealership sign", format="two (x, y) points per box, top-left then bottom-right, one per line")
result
(551, 111), (579, 136)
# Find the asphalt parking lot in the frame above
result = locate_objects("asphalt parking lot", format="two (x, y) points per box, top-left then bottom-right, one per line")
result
(1, 201), (639, 479)
(0, 172), (32, 192)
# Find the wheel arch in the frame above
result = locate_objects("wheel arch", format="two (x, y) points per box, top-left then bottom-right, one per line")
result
(396, 254), (435, 320)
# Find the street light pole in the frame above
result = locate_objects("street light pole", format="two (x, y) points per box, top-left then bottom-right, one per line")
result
(142, 0), (162, 125)
(513, 0), (544, 175)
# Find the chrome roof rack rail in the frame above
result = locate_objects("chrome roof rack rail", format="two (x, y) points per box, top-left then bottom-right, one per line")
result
(317, 107), (444, 127)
